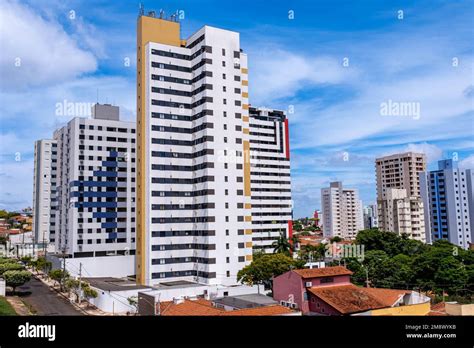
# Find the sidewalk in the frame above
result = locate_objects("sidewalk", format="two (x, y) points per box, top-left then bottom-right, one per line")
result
(6, 296), (31, 316)
(27, 267), (109, 316)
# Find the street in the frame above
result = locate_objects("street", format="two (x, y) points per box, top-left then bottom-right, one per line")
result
(17, 276), (84, 316)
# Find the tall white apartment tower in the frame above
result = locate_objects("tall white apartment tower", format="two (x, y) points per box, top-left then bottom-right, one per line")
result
(248, 107), (292, 253)
(420, 159), (473, 248)
(321, 182), (363, 239)
(32, 139), (57, 244)
(376, 152), (427, 241)
(137, 13), (254, 286)
(53, 104), (136, 260)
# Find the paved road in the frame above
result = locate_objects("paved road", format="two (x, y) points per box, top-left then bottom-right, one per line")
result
(18, 276), (84, 316)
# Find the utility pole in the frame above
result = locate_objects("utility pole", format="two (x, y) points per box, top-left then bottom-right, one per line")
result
(60, 251), (66, 292)
(42, 230), (47, 257)
(78, 262), (82, 304)
(365, 266), (369, 288)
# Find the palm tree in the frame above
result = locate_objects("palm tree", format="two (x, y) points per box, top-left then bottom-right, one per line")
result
(272, 232), (291, 254)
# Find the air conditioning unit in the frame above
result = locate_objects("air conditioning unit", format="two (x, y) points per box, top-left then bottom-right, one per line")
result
(305, 281), (313, 287)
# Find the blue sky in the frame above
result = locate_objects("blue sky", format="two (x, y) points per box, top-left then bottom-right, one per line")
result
(0, 0), (473, 217)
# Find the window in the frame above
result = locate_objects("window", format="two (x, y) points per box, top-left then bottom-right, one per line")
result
(320, 277), (334, 284)
(222, 48), (226, 56)
(222, 73), (226, 79)
(223, 86), (226, 92)
(222, 61), (226, 67)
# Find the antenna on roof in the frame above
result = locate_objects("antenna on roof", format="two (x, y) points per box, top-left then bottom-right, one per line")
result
(159, 9), (164, 19)
(138, 2), (144, 16)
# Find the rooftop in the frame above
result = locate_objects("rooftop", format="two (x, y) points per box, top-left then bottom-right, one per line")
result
(293, 266), (353, 279)
(84, 277), (150, 292)
(158, 299), (295, 316)
(213, 293), (277, 309)
(308, 284), (410, 315)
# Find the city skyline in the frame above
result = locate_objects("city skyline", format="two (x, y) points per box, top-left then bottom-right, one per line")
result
(1, 0), (473, 219)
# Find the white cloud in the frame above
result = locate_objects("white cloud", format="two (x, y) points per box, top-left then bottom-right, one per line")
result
(459, 155), (474, 169)
(403, 143), (443, 163)
(249, 48), (357, 104)
(0, 0), (97, 90)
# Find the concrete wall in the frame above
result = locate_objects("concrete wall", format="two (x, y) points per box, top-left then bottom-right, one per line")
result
(0, 279), (5, 296)
(370, 302), (431, 316)
(445, 302), (474, 316)
(49, 254), (135, 278)
(90, 287), (152, 314)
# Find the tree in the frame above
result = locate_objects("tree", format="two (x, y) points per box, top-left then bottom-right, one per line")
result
(272, 232), (291, 255)
(32, 257), (51, 275)
(298, 243), (326, 263)
(237, 253), (300, 290)
(49, 269), (69, 288)
(82, 285), (98, 303)
(3, 270), (31, 294)
(128, 296), (139, 314)
(0, 262), (24, 275)
(434, 257), (469, 295)
(292, 220), (303, 231)
(330, 236), (342, 243)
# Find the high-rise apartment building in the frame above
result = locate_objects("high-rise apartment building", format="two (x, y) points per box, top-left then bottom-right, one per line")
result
(376, 152), (426, 200)
(376, 152), (427, 240)
(378, 188), (426, 241)
(136, 13), (255, 286)
(420, 159), (473, 248)
(32, 139), (57, 244)
(248, 107), (292, 253)
(321, 182), (363, 239)
(363, 204), (378, 229)
(53, 104), (136, 260)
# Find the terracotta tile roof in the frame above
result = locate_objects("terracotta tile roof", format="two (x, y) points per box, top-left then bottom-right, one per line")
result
(363, 287), (410, 307)
(428, 302), (448, 316)
(221, 305), (295, 316)
(159, 298), (222, 316)
(308, 285), (408, 315)
(293, 266), (353, 279)
(158, 299), (296, 316)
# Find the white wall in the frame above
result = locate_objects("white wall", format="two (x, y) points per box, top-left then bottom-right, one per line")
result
(62, 255), (135, 278)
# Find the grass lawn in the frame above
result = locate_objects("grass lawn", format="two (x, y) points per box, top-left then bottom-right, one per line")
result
(0, 296), (17, 316)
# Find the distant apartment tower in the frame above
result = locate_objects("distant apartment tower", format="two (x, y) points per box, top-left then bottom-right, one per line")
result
(321, 182), (363, 239)
(248, 107), (292, 253)
(136, 13), (256, 286)
(378, 188), (426, 241)
(32, 139), (57, 244)
(363, 204), (378, 229)
(53, 104), (136, 259)
(420, 159), (473, 248)
(376, 152), (427, 240)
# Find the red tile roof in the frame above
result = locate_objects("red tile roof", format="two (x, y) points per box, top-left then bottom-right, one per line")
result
(293, 266), (353, 279)
(428, 302), (448, 316)
(158, 299), (296, 316)
(221, 305), (295, 316)
(308, 285), (409, 315)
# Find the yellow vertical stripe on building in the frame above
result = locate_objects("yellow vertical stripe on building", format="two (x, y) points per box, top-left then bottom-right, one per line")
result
(136, 16), (182, 285)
